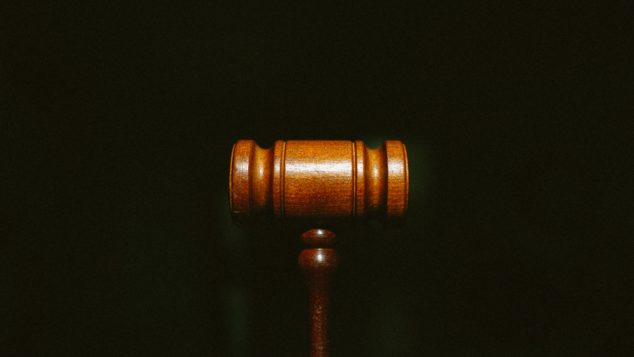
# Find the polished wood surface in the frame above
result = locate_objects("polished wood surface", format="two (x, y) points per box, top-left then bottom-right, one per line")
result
(229, 139), (409, 357)
(229, 140), (409, 220)
(298, 229), (338, 357)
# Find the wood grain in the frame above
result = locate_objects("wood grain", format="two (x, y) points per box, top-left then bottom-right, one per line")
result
(229, 139), (409, 220)
(229, 141), (409, 356)
(298, 229), (338, 357)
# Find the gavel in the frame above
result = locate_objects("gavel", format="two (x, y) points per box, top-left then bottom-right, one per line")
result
(229, 140), (409, 356)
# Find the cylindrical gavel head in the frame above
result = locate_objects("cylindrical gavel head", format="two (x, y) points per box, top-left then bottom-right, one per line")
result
(229, 140), (408, 221)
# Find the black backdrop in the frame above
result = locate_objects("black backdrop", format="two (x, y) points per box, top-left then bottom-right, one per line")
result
(4, 1), (633, 356)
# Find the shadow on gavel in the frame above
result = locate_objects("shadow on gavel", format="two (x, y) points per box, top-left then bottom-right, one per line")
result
(229, 140), (409, 357)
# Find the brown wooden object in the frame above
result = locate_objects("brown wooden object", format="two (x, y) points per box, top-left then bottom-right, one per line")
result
(298, 229), (338, 357)
(228, 139), (409, 357)
(229, 140), (409, 220)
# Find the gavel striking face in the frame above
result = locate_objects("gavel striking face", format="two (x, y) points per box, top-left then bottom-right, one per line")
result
(229, 140), (409, 356)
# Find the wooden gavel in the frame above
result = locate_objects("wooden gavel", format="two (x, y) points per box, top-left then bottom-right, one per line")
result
(229, 140), (409, 356)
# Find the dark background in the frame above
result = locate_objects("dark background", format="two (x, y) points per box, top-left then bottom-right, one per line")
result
(4, 1), (633, 356)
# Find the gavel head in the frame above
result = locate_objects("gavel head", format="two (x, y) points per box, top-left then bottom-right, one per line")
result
(229, 140), (409, 222)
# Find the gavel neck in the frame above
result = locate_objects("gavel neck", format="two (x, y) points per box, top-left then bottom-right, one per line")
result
(298, 229), (338, 357)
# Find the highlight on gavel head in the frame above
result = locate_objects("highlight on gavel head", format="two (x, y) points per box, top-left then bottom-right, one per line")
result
(229, 140), (409, 222)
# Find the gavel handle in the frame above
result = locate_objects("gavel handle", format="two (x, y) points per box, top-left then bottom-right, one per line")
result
(298, 229), (338, 357)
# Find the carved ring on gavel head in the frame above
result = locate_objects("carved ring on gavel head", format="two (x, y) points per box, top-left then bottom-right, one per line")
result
(229, 140), (409, 220)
